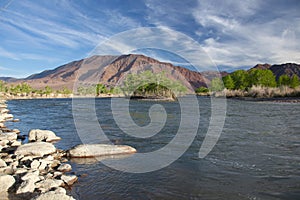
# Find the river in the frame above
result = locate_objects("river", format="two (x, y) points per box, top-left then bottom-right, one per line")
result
(6, 97), (300, 200)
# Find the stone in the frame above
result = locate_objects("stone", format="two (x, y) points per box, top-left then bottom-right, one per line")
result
(17, 180), (36, 194)
(15, 168), (28, 174)
(0, 109), (9, 114)
(35, 179), (64, 193)
(15, 142), (56, 157)
(38, 160), (49, 171)
(31, 160), (40, 169)
(67, 144), (137, 158)
(61, 175), (78, 186)
(0, 123), (5, 128)
(12, 129), (21, 134)
(0, 132), (18, 141)
(0, 159), (7, 167)
(50, 160), (60, 169)
(28, 129), (61, 142)
(0, 140), (9, 146)
(17, 171), (41, 194)
(53, 187), (66, 195)
(31, 191), (75, 200)
(0, 174), (15, 192)
(11, 140), (22, 146)
(57, 163), (72, 172)
(53, 171), (62, 178)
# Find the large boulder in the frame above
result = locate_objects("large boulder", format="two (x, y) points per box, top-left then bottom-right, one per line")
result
(15, 142), (56, 157)
(67, 144), (137, 158)
(28, 129), (61, 142)
(0, 174), (15, 192)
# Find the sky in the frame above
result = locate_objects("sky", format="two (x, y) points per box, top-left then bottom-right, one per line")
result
(0, 0), (300, 78)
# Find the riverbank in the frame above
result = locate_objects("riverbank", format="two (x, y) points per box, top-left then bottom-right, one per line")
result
(0, 99), (77, 200)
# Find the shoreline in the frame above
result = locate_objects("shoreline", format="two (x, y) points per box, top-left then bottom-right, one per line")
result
(0, 99), (77, 200)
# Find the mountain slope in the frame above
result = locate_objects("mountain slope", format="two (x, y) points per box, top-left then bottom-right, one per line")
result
(252, 63), (300, 79)
(5, 54), (212, 91)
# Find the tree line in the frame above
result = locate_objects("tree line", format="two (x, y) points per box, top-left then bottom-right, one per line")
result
(196, 69), (300, 92)
(0, 81), (72, 95)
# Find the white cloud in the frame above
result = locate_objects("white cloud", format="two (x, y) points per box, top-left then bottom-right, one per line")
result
(192, 0), (300, 67)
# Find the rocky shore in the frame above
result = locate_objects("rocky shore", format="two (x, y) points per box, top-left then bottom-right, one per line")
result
(0, 98), (137, 200)
(0, 99), (77, 200)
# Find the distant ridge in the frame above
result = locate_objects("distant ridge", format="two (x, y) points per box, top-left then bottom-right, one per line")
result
(0, 54), (211, 91)
(252, 63), (300, 79)
(1, 55), (299, 90)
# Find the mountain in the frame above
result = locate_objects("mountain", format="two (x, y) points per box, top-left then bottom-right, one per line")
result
(0, 77), (18, 82)
(252, 63), (300, 79)
(3, 54), (217, 91)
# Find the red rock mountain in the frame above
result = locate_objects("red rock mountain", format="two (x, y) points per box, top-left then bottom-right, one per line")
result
(4, 54), (219, 91)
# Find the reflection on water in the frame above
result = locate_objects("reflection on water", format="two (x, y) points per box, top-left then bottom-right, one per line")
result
(7, 97), (300, 200)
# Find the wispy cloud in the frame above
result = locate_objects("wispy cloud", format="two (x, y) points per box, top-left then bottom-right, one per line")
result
(192, 0), (300, 67)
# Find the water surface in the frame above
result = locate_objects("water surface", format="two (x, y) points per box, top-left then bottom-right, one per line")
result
(7, 97), (300, 200)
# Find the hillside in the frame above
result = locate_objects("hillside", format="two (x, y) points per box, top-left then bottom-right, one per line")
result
(253, 63), (300, 79)
(2, 54), (212, 91)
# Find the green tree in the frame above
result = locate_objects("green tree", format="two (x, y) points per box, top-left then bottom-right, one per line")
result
(195, 86), (209, 93)
(248, 69), (276, 87)
(43, 86), (53, 95)
(278, 74), (291, 86)
(96, 83), (108, 95)
(289, 75), (300, 89)
(210, 77), (224, 92)
(222, 75), (235, 90)
(0, 81), (6, 92)
(231, 70), (249, 90)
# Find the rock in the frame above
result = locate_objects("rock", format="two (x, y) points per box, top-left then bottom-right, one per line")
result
(50, 160), (61, 169)
(57, 163), (72, 172)
(28, 129), (61, 142)
(31, 191), (75, 200)
(0, 139), (9, 146)
(0, 132), (18, 141)
(0, 159), (7, 167)
(67, 144), (137, 158)
(11, 140), (22, 146)
(12, 129), (21, 134)
(17, 171), (41, 194)
(31, 160), (40, 169)
(22, 170), (40, 182)
(35, 179), (64, 193)
(38, 160), (49, 171)
(15, 168), (28, 174)
(12, 119), (20, 122)
(61, 175), (78, 186)
(53, 187), (66, 194)
(0, 108), (9, 114)
(17, 180), (36, 194)
(53, 171), (62, 178)
(15, 142), (56, 157)
(0, 123), (5, 128)
(0, 174), (15, 192)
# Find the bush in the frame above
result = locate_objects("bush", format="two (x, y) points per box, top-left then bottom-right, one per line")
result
(195, 86), (209, 93)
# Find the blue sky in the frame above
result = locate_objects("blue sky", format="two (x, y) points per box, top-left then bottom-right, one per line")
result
(0, 0), (300, 78)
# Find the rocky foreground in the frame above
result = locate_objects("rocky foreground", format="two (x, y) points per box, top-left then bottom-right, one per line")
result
(0, 99), (77, 200)
(0, 99), (137, 200)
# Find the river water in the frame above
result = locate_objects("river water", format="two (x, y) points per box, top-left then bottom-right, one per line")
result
(6, 97), (300, 200)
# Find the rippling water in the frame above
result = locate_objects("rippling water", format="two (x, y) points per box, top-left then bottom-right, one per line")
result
(6, 97), (300, 200)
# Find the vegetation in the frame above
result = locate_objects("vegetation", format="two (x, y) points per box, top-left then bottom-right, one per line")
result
(195, 86), (209, 93)
(210, 77), (224, 92)
(121, 70), (188, 98)
(195, 69), (300, 98)
(222, 75), (234, 90)
(0, 81), (72, 97)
